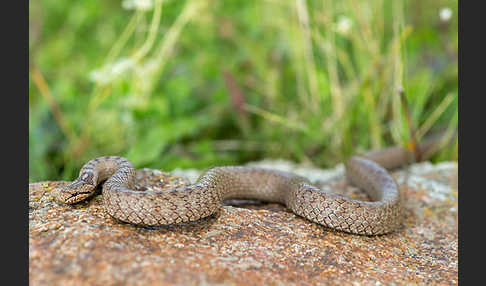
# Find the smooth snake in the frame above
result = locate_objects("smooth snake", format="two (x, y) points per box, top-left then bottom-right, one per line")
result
(58, 133), (444, 235)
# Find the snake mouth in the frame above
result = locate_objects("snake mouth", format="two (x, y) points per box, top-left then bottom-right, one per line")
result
(58, 190), (93, 204)
(58, 182), (98, 204)
(66, 191), (93, 203)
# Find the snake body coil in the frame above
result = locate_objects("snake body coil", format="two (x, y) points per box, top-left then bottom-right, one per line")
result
(58, 155), (403, 235)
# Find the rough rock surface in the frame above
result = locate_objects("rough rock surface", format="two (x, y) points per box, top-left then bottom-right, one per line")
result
(29, 160), (458, 286)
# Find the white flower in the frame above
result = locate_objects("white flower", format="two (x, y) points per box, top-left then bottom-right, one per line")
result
(335, 16), (353, 36)
(111, 58), (135, 76)
(439, 7), (453, 22)
(89, 58), (135, 84)
(89, 68), (110, 84)
(122, 0), (154, 11)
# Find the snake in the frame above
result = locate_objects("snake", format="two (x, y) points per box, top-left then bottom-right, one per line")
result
(57, 132), (446, 235)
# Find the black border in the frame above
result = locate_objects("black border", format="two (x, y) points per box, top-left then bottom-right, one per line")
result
(458, 0), (481, 284)
(6, 0), (28, 284)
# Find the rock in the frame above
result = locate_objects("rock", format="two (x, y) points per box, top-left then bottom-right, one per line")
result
(29, 160), (458, 285)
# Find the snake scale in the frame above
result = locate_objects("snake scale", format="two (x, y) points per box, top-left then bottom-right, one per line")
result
(57, 130), (449, 235)
(58, 154), (408, 236)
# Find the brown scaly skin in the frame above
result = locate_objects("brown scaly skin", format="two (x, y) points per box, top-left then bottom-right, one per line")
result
(57, 130), (451, 235)
(57, 155), (400, 235)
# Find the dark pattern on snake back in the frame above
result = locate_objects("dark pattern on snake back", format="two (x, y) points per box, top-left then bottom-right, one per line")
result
(58, 155), (403, 235)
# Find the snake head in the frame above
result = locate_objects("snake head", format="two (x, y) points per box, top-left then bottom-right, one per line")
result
(57, 180), (97, 204)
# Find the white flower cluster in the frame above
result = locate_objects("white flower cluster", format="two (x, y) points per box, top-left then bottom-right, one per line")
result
(439, 7), (453, 22)
(335, 16), (353, 36)
(89, 58), (135, 84)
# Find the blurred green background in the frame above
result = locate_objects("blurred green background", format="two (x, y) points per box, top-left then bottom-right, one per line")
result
(29, 0), (458, 183)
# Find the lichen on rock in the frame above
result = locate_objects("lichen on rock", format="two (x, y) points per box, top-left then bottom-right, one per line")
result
(29, 160), (458, 285)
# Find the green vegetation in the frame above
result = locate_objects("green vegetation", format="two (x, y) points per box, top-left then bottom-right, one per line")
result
(29, 0), (458, 182)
